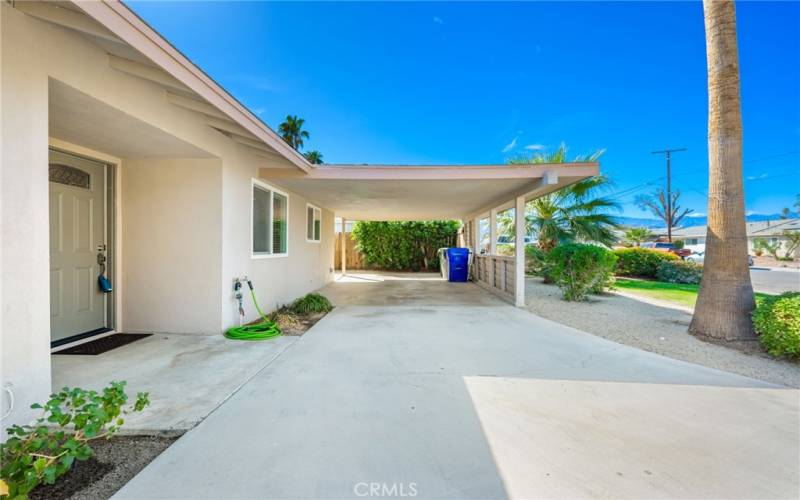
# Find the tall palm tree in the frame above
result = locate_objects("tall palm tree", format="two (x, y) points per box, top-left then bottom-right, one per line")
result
(278, 115), (309, 151)
(689, 0), (756, 342)
(304, 150), (324, 164)
(507, 144), (619, 251)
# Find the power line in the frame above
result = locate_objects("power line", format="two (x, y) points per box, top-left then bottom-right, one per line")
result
(651, 148), (687, 241)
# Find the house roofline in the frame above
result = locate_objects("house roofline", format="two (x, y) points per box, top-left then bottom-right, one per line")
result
(72, 0), (311, 173)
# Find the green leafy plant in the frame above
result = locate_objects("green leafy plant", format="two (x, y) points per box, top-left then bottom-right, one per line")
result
(351, 221), (459, 271)
(781, 231), (800, 260)
(524, 246), (548, 276)
(656, 260), (703, 284)
(623, 227), (653, 247)
(753, 238), (780, 259)
(672, 239), (685, 249)
(614, 248), (679, 278)
(290, 293), (333, 315)
(546, 243), (617, 301)
(0, 382), (150, 499)
(752, 292), (800, 358)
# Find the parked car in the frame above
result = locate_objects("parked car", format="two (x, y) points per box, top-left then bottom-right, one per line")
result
(641, 241), (692, 258)
(686, 251), (754, 267)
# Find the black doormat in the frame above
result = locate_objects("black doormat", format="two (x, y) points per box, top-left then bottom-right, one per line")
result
(54, 334), (153, 355)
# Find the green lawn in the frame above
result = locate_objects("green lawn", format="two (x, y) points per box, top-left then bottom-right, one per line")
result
(614, 278), (770, 309)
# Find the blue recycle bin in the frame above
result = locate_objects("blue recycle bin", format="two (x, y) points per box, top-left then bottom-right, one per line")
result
(445, 248), (470, 282)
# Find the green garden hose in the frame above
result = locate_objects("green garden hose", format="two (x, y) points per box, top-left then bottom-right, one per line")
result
(224, 281), (281, 340)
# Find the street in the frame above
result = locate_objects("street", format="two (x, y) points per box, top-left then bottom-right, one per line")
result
(751, 268), (800, 295)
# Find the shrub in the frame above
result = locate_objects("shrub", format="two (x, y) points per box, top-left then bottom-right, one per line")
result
(614, 247), (679, 278)
(290, 293), (333, 315)
(351, 221), (460, 271)
(0, 382), (149, 498)
(270, 309), (301, 329)
(525, 246), (547, 276)
(753, 292), (800, 358)
(546, 243), (618, 301)
(656, 260), (703, 284)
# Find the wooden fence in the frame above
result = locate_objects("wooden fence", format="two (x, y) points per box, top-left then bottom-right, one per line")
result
(473, 254), (515, 301)
(334, 232), (366, 270)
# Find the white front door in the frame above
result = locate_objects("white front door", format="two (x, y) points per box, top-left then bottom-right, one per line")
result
(49, 149), (108, 343)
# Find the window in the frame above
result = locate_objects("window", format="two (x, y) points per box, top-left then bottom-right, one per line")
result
(306, 204), (322, 242)
(252, 179), (289, 258)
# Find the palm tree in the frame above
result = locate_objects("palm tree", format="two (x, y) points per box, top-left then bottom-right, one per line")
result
(624, 227), (653, 247)
(278, 115), (309, 151)
(689, 0), (756, 342)
(507, 144), (620, 251)
(304, 150), (324, 164)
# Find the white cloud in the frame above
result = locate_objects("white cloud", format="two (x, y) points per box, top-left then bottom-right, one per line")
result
(251, 107), (266, 116)
(687, 212), (706, 217)
(746, 173), (769, 181)
(501, 136), (518, 153)
(525, 144), (545, 151)
(433, 16), (443, 24)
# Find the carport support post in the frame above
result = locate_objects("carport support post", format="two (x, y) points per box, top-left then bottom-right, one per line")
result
(489, 208), (498, 286)
(340, 218), (347, 277)
(514, 195), (526, 307)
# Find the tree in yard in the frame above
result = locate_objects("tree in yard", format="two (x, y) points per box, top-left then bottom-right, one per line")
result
(624, 227), (654, 247)
(689, 0), (756, 342)
(782, 232), (800, 259)
(278, 115), (310, 150)
(304, 150), (324, 164)
(635, 189), (693, 242)
(753, 238), (779, 259)
(507, 145), (620, 251)
(780, 207), (791, 219)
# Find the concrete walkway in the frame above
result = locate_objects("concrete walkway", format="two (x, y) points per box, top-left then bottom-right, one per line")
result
(116, 273), (799, 499)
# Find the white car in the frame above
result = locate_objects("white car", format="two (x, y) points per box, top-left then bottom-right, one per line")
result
(687, 251), (754, 267)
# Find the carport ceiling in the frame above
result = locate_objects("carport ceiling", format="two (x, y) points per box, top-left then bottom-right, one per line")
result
(273, 175), (588, 220)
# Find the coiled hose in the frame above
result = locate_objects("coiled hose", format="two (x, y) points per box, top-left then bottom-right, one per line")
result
(224, 281), (281, 340)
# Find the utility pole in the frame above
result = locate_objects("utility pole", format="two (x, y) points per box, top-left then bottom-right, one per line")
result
(651, 147), (687, 242)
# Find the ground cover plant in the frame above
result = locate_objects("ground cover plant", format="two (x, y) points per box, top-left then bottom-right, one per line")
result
(289, 293), (333, 315)
(1, 382), (149, 499)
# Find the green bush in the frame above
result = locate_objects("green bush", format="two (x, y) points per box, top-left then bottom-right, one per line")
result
(614, 247), (679, 278)
(753, 292), (800, 358)
(656, 260), (703, 284)
(351, 221), (459, 271)
(546, 244), (618, 301)
(525, 246), (548, 276)
(290, 293), (333, 315)
(1, 382), (150, 498)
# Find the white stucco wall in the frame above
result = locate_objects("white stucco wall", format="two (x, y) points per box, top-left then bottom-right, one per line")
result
(1, 4), (335, 432)
(1, 3), (53, 432)
(122, 158), (223, 334)
(220, 157), (335, 328)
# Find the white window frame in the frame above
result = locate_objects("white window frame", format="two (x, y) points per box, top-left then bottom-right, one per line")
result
(251, 178), (290, 259)
(306, 203), (322, 243)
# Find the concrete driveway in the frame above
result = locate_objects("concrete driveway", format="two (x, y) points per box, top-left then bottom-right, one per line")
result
(116, 273), (799, 499)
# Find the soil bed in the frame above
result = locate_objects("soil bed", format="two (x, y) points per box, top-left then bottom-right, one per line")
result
(29, 434), (180, 500)
(275, 311), (328, 336)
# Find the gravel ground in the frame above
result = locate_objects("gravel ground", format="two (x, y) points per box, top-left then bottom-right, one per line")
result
(525, 278), (800, 388)
(29, 434), (179, 500)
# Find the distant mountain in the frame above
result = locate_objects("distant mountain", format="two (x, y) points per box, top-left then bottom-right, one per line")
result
(618, 212), (799, 229)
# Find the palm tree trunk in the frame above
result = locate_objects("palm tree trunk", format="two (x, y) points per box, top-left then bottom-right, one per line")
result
(689, 0), (756, 341)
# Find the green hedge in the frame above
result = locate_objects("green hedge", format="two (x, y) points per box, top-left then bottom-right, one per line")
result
(656, 260), (703, 284)
(546, 243), (617, 301)
(351, 221), (460, 271)
(614, 248), (679, 278)
(753, 292), (800, 359)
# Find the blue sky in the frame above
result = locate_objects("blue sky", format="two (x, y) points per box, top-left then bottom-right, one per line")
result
(129, 1), (799, 218)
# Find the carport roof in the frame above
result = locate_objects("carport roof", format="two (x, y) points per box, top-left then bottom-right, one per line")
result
(261, 163), (599, 220)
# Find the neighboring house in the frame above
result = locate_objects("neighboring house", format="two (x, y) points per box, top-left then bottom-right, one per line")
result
(0, 1), (597, 430)
(669, 219), (800, 257)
